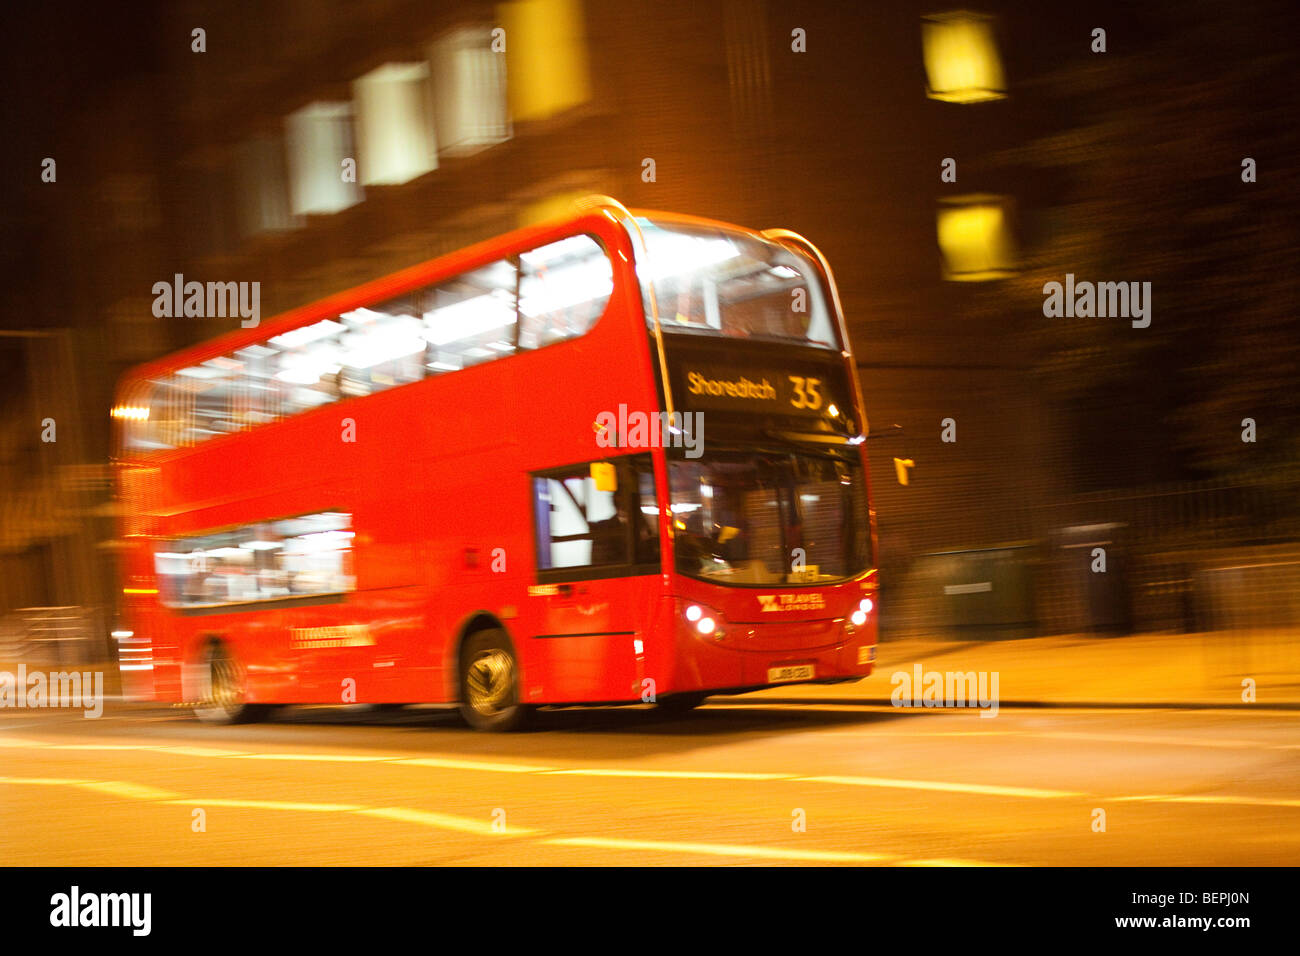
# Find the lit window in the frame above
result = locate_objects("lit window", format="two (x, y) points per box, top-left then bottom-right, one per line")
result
(519, 235), (613, 348)
(532, 456), (660, 575)
(285, 102), (363, 215)
(936, 194), (1016, 281)
(233, 136), (297, 237)
(429, 27), (510, 155)
(637, 220), (838, 349)
(421, 259), (520, 371)
(502, 0), (592, 121)
(921, 11), (1007, 104)
(352, 63), (438, 186)
(131, 236), (610, 450)
(155, 511), (355, 608)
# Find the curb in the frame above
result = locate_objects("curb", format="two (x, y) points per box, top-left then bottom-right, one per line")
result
(713, 697), (1300, 711)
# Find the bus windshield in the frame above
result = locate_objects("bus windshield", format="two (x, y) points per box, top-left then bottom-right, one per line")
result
(636, 219), (839, 350)
(668, 449), (871, 586)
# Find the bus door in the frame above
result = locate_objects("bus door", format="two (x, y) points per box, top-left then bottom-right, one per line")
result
(526, 453), (662, 703)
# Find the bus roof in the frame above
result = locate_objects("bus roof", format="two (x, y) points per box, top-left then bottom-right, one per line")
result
(115, 199), (795, 393)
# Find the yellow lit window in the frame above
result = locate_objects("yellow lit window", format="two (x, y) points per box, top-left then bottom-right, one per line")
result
(501, 0), (592, 121)
(936, 195), (1016, 281)
(921, 11), (1007, 104)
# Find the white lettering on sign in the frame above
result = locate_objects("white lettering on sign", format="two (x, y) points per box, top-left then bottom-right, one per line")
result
(757, 593), (827, 612)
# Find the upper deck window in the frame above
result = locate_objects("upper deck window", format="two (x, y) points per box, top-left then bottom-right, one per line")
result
(636, 219), (839, 350)
(120, 233), (612, 454)
(519, 234), (614, 349)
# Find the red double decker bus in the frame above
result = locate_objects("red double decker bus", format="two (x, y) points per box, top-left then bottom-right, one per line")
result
(112, 197), (878, 730)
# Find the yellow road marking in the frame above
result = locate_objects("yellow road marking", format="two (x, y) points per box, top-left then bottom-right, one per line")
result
(396, 757), (557, 773)
(543, 768), (792, 781)
(0, 736), (258, 758)
(0, 776), (180, 800)
(356, 806), (533, 836)
(899, 857), (1020, 867)
(824, 728), (1295, 750)
(544, 836), (896, 863)
(156, 746), (251, 757)
(235, 752), (389, 763)
(803, 775), (1084, 799)
(7, 772), (1021, 864)
(1114, 793), (1300, 809)
(79, 780), (182, 801)
(8, 734), (1298, 809)
(1167, 794), (1300, 809)
(169, 797), (365, 813)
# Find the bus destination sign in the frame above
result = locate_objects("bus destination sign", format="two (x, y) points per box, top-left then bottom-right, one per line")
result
(673, 361), (851, 423)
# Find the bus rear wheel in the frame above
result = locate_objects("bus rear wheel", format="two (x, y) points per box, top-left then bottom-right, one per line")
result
(458, 629), (526, 732)
(194, 642), (269, 725)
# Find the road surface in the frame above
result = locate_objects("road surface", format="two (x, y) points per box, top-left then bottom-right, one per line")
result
(3, 700), (1298, 865)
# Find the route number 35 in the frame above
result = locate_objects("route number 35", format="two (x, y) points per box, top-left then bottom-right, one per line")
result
(788, 376), (823, 410)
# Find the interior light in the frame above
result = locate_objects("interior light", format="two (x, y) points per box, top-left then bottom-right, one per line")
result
(423, 290), (516, 346)
(269, 319), (346, 350)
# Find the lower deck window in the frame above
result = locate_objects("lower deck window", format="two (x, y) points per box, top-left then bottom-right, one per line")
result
(532, 454), (660, 580)
(154, 511), (355, 607)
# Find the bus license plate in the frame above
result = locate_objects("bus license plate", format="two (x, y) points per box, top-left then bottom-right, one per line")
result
(768, 664), (814, 683)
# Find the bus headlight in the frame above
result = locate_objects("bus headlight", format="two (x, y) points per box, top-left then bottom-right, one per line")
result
(850, 609), (867, 627)
(680, 602), (725, 640)
(860, 597), (874, 615)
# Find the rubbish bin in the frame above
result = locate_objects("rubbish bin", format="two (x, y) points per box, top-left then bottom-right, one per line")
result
(1057, 523), (1131, 635)
(929, 545), (1036, 639)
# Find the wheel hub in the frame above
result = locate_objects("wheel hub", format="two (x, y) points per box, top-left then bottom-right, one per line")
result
(467, 649), (514, 715)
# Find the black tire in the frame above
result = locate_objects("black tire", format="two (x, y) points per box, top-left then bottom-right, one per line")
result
(193, 641), (270, 725)
(657, 691), (709, 714)
(458, 629), (527, 731)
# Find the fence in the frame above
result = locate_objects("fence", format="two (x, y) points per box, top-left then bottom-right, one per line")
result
(0, 605), (102, 667)
(881, 472), (1300, 639)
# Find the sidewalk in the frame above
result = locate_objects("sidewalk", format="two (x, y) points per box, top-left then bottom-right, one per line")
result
(4, 631), (1298, 712)
(742, 630), (1300, 708)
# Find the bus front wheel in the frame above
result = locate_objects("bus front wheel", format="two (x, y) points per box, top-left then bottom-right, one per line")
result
(194, 642), (269, 725)
(458, 629), (526, 732)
